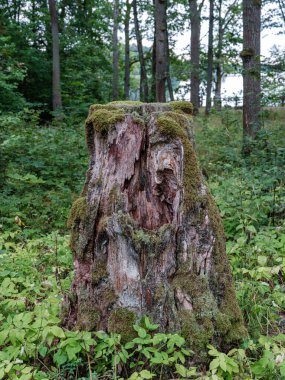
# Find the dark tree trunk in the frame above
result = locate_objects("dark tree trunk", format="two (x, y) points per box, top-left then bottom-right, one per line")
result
(48, 0), (62, 112)
(133, 0), (149, 101)
(155, 0), (168, 102)
(64, 101), (246, 358)
(242, 0), (261, 154)
(205, 0), (214, 115)
(214, 0), (223, 111)
(124, 0), (131, 99)
(150, 0), (157, 103)
(112, 0), (119, 101)
(189, 0), (203, 114)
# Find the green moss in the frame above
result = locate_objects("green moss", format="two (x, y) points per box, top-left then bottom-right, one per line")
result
(67, 197), (87, 228)
(240, 48), (255, 58)
(154, 283), (166, 302)
(108, 308), (137, 343)
(101, 288), (118, 305)
(86, 108), (125, 135)
(203, 193), (247, 343)
(118, 212), (136, 236)
(173, 273), (218, 320)
(92, 261), (108, 285)
(179, 311), (214, 356)
(132, 228), (156, 253)
(76, 303), (100, 331)
(157, 111), (202, 211)
(130, 111), (145, 127)
(219, 287), (248, 343)
(215, 312), (231, 335)
(170, 101), (194, 115)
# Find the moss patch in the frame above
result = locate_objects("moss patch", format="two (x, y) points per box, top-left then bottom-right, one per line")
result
(170, 101), (194, 115)
(108, 308), (137, 343)
(219, 287), (248, 343)
(157, 111), (202, 211)
(101, 288), (118, 305)
(240, 48), (255, 58)
(86, 108), (125, 135)
(76, 302), (100, 331)
(179, 310), (214, 357)
(215, 312), (231, 336)
(206, 193), (247, 343)
(92, 261), (108, 286)
(67, 197), (87, 228)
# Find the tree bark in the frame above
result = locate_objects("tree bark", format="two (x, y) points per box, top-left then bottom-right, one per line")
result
(242, 0), (261, 154)
(64, 101), (246, 357)
(150, 0), (157, 102)
(112, 0), (120, 101)
(155, 0), (168, 102)
(48, 0), (62, 112)
(205, 0), (214, 115)
(166, 26), (174, 101)
(189, 0), (203, 114)
(133, 0), (149, 101)
(124, 0), (131, 99)
(214, 0), (223, 111)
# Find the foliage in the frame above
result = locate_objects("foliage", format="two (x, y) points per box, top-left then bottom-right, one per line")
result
(0, 36), (27, 111)
(0, 110), (88, 235)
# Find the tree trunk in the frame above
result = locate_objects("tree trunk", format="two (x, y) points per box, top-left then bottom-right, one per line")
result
(150, 0), (157, 102)
(155, 0), (167, 102)
(205, 0), (214, 115)
(242, 0), (261, 154)
(124, 0), (131, 99)
(133, 0), (149, 101)
(166, 27), (174, 101)
(112, 0), (119, 101)
(189, 0), (203, 114)
(48, 0), (62, 112)
(64, 101), (246, 357)
(214, 0), (223, 112)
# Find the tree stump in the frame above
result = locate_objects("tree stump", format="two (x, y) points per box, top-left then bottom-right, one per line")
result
(65, 101), (246, 355)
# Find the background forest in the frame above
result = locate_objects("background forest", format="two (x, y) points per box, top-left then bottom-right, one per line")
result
(0, 0), (285, 379)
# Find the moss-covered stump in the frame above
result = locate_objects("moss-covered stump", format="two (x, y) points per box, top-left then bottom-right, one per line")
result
(64, 101), (246, 358)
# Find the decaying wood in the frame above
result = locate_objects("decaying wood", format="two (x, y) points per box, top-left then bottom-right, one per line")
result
(64, 101), (246, 355)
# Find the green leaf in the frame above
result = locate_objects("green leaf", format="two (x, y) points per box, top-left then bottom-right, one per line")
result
(0, 330), (9, 345)
(143, 316), (159, 331)
(50, 326), (65, 338)
(139, 370), (154, 379)
(66, 344), (81, 361)
(219, 354), (227, 372)
(38, 346), (48, 357)
(210, 358), (220, 371)
(133, 325), (147, 338)
(175, 364), (196, 377)
(53, 350), (67, 366)
(257, 255), (268, 266)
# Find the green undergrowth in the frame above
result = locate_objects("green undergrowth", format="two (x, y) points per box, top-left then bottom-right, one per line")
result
(0, 109), (88, 237)
(0, 107), (285, 379)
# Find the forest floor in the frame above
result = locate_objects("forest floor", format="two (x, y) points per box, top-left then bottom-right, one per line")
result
(0, 107), (284, 379)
